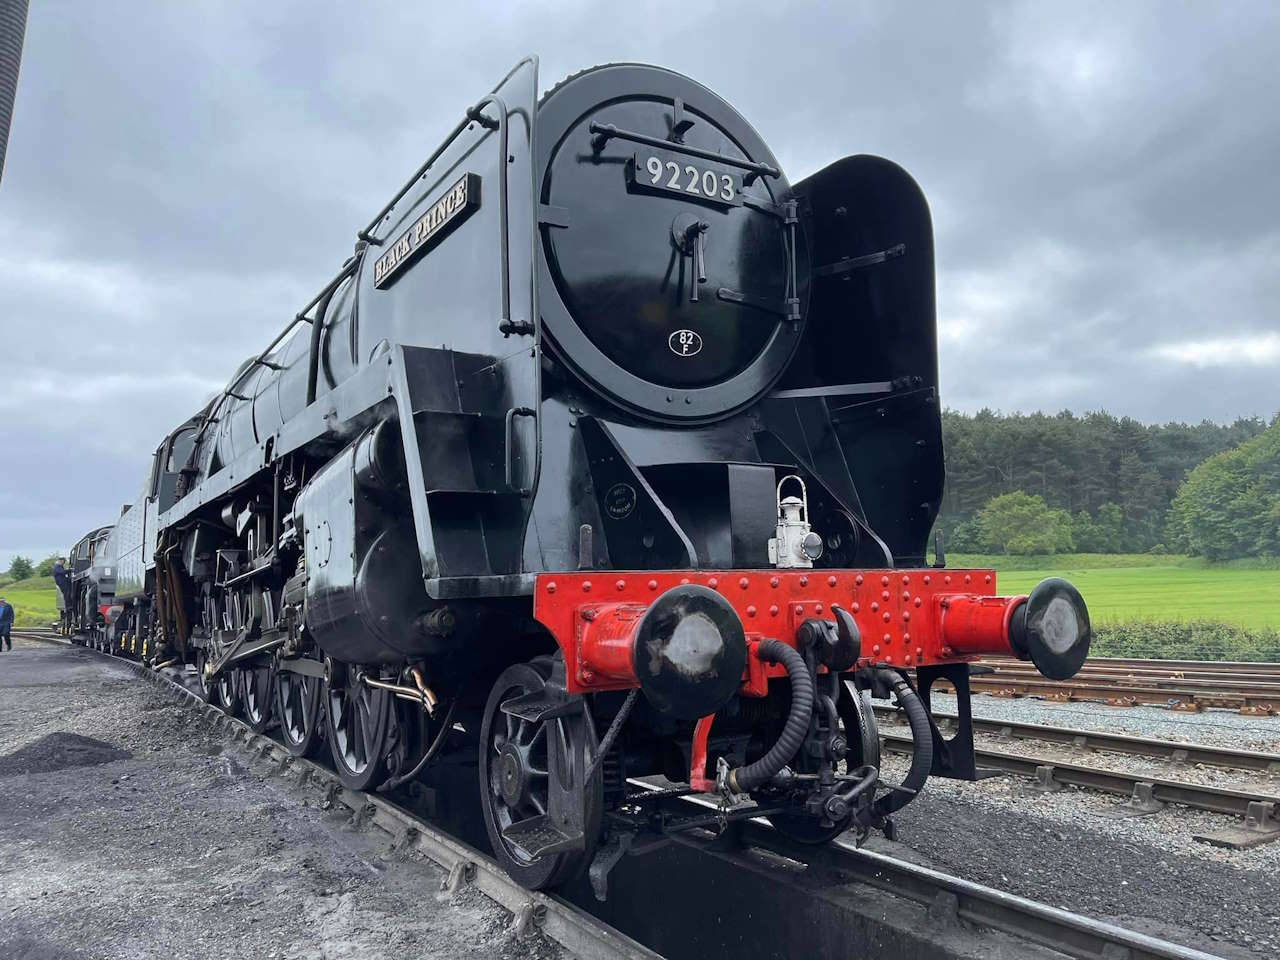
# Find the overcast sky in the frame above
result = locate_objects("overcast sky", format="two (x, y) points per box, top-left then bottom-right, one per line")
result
(2, 1), (1278, 569)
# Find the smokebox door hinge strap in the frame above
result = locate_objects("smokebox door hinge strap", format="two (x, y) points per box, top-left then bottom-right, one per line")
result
(813, 242), (907, 279)
(668, 96), (696, 143)
(538, 204), (571, 228)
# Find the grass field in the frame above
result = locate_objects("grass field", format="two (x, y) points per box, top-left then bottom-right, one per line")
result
(0, 576), (59, 629)
(944, 553), (1279, 630)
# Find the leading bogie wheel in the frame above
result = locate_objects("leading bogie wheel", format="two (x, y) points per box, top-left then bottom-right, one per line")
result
(324, 663), (393, 791)
(478, 660), (603, 890)
(275, 660), (323, 758)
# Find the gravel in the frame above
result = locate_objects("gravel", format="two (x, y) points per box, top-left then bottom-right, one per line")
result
(0, 638), (562, 960)
(874, 688), (1280, 959)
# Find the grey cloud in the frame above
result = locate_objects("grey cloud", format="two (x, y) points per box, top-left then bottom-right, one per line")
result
(1, 0), (1278, 567)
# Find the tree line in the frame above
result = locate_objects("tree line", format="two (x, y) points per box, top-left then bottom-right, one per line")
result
(1, 554), (61, 583)
(937, 409), (1278, 558)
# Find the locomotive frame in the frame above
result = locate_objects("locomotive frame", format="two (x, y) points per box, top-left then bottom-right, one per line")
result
(65, 56), (1092, 896)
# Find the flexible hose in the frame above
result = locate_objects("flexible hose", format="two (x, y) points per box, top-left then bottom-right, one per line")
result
(728, 639), (813, 794)
(377, 700), (457, 793)
(873, 669), (932, 815)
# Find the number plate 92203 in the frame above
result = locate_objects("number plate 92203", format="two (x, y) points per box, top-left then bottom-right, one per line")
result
(628, 149), (742, 207)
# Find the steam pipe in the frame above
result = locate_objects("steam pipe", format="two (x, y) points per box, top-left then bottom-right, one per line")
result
(305, 282), (338, 406)
(362, 674), (438, 715)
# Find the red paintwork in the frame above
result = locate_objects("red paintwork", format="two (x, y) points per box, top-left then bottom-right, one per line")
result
(689, 714), (717, 792)
(532, 568), (1026, 697)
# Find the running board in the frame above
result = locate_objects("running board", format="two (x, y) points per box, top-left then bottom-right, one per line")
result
(499, 690), (583, 723)
(500, 814), (584, 860)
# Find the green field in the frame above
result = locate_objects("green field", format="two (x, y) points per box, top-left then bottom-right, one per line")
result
(944, 554), (1279, 630)
(0, 576), (59, 629)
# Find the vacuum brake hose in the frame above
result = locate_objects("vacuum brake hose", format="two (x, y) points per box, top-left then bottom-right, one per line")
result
(727, 639), (813, 794)
(873, 669), (932, 815)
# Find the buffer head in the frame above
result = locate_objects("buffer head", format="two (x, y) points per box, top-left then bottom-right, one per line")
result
(633, 584), (747, 721)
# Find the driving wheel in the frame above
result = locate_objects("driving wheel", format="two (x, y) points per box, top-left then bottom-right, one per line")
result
(324, 663), (392, 791)
(242, 662), (275, 733)
(275, 659), (323, 758)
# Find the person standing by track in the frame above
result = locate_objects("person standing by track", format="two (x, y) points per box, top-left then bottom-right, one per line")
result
(52, 559), (70, 635)
(0, 596), (13, 651)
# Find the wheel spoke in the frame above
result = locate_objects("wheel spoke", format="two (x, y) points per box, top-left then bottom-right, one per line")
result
(350, 695), (365, 764)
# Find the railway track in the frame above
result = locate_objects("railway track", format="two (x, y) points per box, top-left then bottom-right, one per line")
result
(962, 656), (1280, 715)
(983, 655), (1280, 680)
(11, 627), (1232, 959)
(877, 705), (1280, 772)
(952, 669), (1280, 715)
(875, 706), (1280, 848)
(881, 731), (1280, 818)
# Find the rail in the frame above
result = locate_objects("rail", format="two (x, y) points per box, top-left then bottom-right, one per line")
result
(876, 705), (1280, 773)
(955, 673), (1280, 714)
(880, 731), (1280, 819)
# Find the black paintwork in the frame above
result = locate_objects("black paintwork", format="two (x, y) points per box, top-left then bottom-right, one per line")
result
(86, 57), (945, 683)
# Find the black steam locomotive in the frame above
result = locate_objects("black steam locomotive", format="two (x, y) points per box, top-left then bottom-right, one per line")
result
(68, 58), (1091, 894)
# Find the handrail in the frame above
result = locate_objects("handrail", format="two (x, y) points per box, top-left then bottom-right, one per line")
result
(180, 58), (537, 492)
(357, 94), (512, 332)
(186, 251), (363, 453)
(357, 111), (483, 245)
(474, 95), (511, 334)
(587, 121), (781, 178)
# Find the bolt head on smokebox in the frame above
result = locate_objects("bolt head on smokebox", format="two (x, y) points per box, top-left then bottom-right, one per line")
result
(1010, 577), (1092, 680)
(633, 584), (748, 721)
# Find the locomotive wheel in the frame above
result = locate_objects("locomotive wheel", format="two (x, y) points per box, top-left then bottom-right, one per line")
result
(241, 663), (276, 734)
(762, 681), (874, 845)
(478, 660), (603, 890)
(274, 662), (323, 758)
(386, 696), (432, 783)
(207, 660), (242, 716)
(325, 664), (392, 791)
(195, 649), (214, 703)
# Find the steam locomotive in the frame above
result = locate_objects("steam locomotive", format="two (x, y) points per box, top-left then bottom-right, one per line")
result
(67, 58), (1091, 895)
